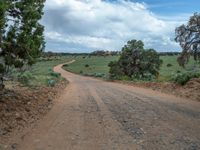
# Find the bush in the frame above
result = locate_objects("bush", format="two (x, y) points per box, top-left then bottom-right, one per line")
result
(94, 73), (105, 78)
(17, 72), (34, 85)
(173, 72), (200, 85)
(80, 70), (83, 74)
(47, 79), (56, 87)
(50, 72), (61, 78)
(0, 63), (5, 74)
(63, 64), (68, 67)
(121, 76), (130, 81)
(167, 63), (173, 67)
(85, 64), (89, 68)
(48, 68), (61, 78)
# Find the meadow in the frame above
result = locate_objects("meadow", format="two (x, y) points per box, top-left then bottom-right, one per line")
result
(11, 56), (73, 86)
(63, 55), (200, 82)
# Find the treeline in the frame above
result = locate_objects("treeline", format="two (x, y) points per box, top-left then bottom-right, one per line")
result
(90, 50), (120, 56)
(42, 51), (90, 57)
(42, 51), (181, 57)
(42, 50), (121, 57)
(158, 52), (180, 56)
(0, 0), (46, 88)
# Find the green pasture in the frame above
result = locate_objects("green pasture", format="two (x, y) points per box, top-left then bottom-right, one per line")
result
(64, 55), (200, 82)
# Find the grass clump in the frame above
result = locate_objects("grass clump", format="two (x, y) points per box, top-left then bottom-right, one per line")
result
(17, 72), (34, 85)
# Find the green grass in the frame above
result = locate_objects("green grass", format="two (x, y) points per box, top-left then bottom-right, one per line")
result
(64, 55), (200, 82)
(12, 56), (73, 86)
(159, 56), (200, 81)
(64, 55), (119, 75)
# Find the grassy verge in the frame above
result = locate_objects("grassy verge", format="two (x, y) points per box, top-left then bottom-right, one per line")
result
(11, 56), (73, 87)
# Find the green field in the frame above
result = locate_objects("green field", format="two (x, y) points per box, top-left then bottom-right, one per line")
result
(63, 55), (200, 82)
(65, 55), (118, 75)
(11, 56), (73, 86)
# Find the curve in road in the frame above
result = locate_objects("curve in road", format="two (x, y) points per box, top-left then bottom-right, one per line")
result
(18, 62), (200, 150)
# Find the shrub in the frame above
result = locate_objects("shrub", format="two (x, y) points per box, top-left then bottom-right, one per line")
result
(0, 63), (5, 74)
(121, 76), (130, 81)
(48, 68), (61, 78)
(47, 79), (56, 87)
(94, 73), (105, 78)
(167, 63), (173, 67)
(80, 70), (83, 74)
(63, 64), (68, 67)
(17, 72), (34, 85)
(173, 72), (200, 85)
(50, 72), (61, 78)
(85, 64), (89, 68)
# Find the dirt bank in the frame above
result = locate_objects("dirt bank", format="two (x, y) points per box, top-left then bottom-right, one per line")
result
(115, 78), (200, 102)
(0, 80), (67, 147)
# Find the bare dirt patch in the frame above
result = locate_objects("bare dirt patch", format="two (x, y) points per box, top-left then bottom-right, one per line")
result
(0, 81), (67, 147)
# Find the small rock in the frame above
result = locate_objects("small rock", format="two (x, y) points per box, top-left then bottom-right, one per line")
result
(15, 113), (22, 120)
(48, 105), (52, 109)
(25, 107), (30, 112)
(48, 98), (52, 102)
(0, 128), (8, 135)
(11, 143), (18, 149)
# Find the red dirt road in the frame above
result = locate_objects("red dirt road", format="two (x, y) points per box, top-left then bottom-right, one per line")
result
(18, 62), (200, 150)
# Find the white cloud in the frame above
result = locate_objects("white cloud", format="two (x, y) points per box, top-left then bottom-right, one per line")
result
(42, 0), (187, 52)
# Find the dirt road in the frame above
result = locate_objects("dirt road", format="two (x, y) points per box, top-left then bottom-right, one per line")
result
(18, 62), (200, 150)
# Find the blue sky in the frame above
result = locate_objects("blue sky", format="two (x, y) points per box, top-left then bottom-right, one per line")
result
(133, 0), (199, 15)
(42, 0), (200, 52)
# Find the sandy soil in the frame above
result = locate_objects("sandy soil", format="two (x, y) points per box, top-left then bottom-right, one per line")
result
(6, 62), (198, 150)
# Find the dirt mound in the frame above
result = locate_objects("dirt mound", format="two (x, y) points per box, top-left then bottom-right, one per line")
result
(0, 81), (67, 145)
(182, 78), (200, 101)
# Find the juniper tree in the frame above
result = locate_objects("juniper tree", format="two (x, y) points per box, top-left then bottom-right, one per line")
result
(109, 40), (162, 80)
(175, 13), (200, 67)
(0, 0), (46, 89)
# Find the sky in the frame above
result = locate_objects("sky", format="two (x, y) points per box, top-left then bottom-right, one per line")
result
(42, 0), (200, 53)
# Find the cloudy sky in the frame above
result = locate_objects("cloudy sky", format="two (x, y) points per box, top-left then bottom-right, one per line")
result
(42, 0), (200, 52)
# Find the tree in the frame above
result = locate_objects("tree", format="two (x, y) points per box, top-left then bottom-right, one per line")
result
(109, 40), (162, 80)
(175, 13), (200, 67)
(0, 0), (8, 89)
(0, 0), (46, 89)
(16, 0), (45, 65)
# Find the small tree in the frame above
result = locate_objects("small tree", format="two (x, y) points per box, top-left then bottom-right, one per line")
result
(109, 40), (162, 80)
(175, 13), (200, 67)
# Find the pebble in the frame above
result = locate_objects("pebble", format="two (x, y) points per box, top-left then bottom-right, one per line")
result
(15, 113), (22, 120)
(11, 143), (18, 149)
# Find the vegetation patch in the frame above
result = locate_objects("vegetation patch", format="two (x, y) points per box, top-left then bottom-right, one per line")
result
(108, 40), (162, 81)
(172, 72), (200, 85)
